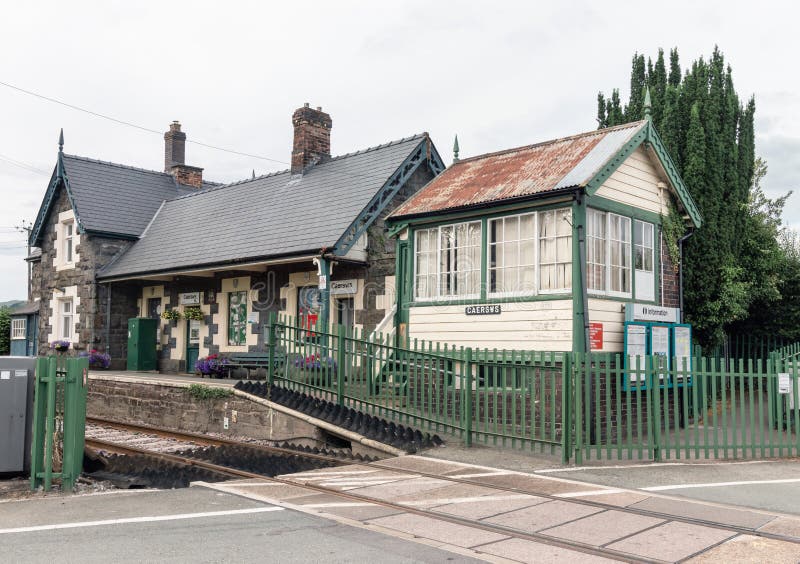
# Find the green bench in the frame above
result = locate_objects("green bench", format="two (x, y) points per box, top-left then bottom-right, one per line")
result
(222, 351), (286, 379)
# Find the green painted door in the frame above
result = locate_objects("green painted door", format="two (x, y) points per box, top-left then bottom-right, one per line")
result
(186, 319), (200, 373)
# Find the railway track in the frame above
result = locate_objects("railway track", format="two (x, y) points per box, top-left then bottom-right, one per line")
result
(84, 418), (800, 562)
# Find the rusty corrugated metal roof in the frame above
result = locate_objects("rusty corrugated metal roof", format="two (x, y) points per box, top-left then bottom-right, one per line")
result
(392, 121), (646, 218)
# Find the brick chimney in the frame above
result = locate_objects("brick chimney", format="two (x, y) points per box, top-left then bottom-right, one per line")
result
(291, 104), (332, 174)
(164, 121), (203, 188)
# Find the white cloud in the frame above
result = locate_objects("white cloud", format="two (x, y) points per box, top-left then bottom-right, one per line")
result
(1, 0), (798, 299)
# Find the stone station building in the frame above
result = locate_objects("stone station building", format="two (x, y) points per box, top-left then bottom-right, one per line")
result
(26, 105), (444, 371)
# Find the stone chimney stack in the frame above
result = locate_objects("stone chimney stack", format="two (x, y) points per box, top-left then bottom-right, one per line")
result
(164, 121), (203, 188)
(291, 104), (332, 175)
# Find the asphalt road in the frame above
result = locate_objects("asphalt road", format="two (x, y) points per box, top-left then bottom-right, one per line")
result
(0, 488), (482, 564)
(537, 458), (800, 516)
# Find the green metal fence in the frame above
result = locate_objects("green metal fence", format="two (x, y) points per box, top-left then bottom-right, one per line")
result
(30, 356), (89, 492)
(264, 315), (799, 465)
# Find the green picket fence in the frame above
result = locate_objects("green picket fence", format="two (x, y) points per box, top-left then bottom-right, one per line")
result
(263, 315), (800, 465)
(571, 353), (800, 464)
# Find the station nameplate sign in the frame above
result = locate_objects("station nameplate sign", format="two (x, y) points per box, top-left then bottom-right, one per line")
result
(629, 303), (679, 323)
(465, 305), (501, 315)
(179, 292), (201, 306)
(330, 279), (357, 295)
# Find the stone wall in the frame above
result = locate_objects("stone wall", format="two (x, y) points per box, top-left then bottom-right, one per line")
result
(88, 377), (318, 441)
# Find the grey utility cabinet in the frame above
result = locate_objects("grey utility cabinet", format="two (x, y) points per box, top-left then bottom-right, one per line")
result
(0, 357), (36, 473)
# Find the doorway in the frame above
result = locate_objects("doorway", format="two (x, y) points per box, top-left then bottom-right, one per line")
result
(336, 298), (354, 328)
(186, 319), (200, 373)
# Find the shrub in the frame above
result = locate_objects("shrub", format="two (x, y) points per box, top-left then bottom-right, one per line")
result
(187, 384), (232, 400)
(79, 349), (111, 369)
(195, 353), (229, 376)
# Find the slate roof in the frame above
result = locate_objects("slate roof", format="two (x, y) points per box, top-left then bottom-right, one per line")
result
(62, 155), (218, 238)
(10, 301), (40, 316)
(391, 121), (647, 218)
(99, 134), (430, 279)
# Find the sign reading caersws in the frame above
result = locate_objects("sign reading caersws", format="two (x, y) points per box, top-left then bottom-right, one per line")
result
(465, 305), (501, 315)
(627, 303), (679, 323)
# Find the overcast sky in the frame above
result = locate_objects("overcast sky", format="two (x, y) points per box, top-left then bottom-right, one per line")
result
(0, 1), (797, 301)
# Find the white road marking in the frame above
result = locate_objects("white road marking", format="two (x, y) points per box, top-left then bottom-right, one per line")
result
(319, 480), (400, 487)
(210, 482), (282, 488)
(447, 471), (512, 479)
(555, 489), (627, 498)
(642, 478), (800, 491)
(303, 502), (375, 508)
(0, 507), (284, 535)
(408, 494), (534, 506)
(289, 470), (379, 478)
(535, 459), (779, 473)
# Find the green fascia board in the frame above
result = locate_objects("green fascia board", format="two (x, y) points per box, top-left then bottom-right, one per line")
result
(397, 194), (574, 229)
(30, 154), (85, 246)
(386, 222), (409, 239)
(333, 138), (435, 256)
(584, 122), (702, 229)
(585, 195), (662, 225)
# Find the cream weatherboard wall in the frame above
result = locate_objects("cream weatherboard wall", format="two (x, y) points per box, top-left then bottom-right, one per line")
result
(594, 146), (669, 215)
(407, 299), (573, 351)
(588, 298), (625, 353)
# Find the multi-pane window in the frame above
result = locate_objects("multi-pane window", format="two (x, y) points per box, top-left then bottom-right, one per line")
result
(608, 213), (631, 294)
(11, 318), (26, 339)
(538, 209), (572, 292)
(586, 209), (632, 297)
(489, 213), (536, 295)
(414, 222), (481, 299)
(414, 228), (438, 300)
(63, 221), (75, 264)
(60, 299), (73, 340)
(634, 220), (655, 301)
(227, 291), (247, 346)
(587, 209), (606, 291)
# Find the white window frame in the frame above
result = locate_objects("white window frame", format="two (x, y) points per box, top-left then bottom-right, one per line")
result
(59, 299), (74, 340)
(607, 213), (632, 298)
(63, 220), (75, 264)
(413, 221), (482, 301)
(538, 209), (572, 294)
(488, 211), (538, 298)
(586, 209), (607, 293)
(11, 318), (26, 340)
(634, 219), (656, 301)
(586, 209), (633, 299)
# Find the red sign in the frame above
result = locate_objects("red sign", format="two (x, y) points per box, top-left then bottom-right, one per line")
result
(589, 323), (603, 350)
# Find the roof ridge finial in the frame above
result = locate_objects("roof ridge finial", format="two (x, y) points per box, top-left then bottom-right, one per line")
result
(453, 134), (460, 163)
(58, 128), (64, 153)
(643, 87), (652, 122)
(252, 169), (256, 179)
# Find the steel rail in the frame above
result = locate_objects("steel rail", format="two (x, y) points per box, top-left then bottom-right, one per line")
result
(86, 417), (349, 466)
(84, 435), (652, 563)
(86, 418), (800, 551)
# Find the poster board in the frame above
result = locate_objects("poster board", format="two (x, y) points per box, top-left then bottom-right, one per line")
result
(650, 324), (671, 381)
(672, 324), (692, 385)
(624, 322), (648, 386)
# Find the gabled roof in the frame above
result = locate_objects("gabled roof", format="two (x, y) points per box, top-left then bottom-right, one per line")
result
(30, 154), (219, 246)
(391, 121), (701, 228)
(10, 301), (40, 316)
(99, 134), (441, 280)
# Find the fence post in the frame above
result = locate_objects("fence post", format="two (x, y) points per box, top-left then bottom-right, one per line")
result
(463, 347), (473, 447)
(267, 312), (277, 387)
(336, 324), (346, 405)
(561, 352), (572, 464)
(62, 357), (89, 492)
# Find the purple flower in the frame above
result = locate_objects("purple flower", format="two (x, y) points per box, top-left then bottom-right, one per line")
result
(50, 340), (71, 352)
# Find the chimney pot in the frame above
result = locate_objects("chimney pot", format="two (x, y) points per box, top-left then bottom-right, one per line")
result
(291, 104), (332, 175)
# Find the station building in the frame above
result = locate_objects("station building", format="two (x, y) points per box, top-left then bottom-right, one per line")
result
(388, 115), (702, 355)
(25, 106), (444, 370)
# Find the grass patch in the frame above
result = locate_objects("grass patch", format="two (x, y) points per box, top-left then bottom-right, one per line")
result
(187, 384), (233, 400)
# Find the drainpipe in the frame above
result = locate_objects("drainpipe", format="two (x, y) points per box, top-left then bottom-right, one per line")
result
(575, 189), (595, 444)
(105, 283), (112, 355)
(678, 230), (694, 323)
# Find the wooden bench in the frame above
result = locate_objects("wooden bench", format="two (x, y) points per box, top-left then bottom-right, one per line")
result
(222, 350), (286, 379)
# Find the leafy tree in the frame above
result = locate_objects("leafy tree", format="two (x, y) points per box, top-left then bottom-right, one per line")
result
(594, 47), (791, 349)
(0, 307), (10, 356)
